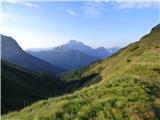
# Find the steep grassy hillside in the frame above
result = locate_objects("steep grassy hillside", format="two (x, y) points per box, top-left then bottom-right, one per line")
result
(1, 61), (101, 114)
(1, 61), (65, 114)
(3, 24), (160, 120)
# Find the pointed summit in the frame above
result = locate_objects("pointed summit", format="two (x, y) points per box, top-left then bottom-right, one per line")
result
(59, 39), (90, 51)
(68, 39), (84, 45)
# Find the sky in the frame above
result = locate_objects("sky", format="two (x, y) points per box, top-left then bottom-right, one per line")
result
(1, 0), (160, 50)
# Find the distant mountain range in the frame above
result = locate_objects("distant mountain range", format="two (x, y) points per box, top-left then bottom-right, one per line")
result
(28, 40), (120, 70)
(1, 35), (66, 74)
(56, 40), (120, 58)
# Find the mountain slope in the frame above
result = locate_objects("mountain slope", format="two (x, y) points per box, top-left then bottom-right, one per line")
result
(1, 60), (101, 114)
(1, 60), (65, 114)
(3, 24), (160, 120)
(29, 48), (99, 70)
(1, 35), (66, 74)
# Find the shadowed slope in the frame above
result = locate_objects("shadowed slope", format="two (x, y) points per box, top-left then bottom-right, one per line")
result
(1, 35), (66, 74)
(1, 61), (101, 114)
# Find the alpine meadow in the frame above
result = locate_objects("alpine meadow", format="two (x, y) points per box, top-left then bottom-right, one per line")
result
(1, 1), (160, 120)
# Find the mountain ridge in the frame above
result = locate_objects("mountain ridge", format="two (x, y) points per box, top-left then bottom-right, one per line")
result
(1, 35), (66, 74)
(54, 39), (120, 58)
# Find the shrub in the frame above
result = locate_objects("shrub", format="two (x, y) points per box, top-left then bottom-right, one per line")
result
(127, 58), (132, 63)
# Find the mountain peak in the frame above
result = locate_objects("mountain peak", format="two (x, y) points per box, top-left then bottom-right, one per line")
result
(1, 35), (23, 52)
(96, 47), (106, 51)
(68, 40), (84, 45)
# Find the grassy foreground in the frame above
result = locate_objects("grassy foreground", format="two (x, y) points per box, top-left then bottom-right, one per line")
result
(3, 24), (160, 120)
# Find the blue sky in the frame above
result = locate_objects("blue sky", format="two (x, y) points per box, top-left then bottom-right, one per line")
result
(1, 0), (160, 49)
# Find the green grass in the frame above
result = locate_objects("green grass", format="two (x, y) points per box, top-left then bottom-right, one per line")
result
(1, 61), (101, 114)
(2, 24), (160, 120)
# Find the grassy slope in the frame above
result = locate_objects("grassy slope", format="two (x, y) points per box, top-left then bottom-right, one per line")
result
(1, 61), (66, 114)
(1, 61), (101, 114)
(3, 24), (160, 120)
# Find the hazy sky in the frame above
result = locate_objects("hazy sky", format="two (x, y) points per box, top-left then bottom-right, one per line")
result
(1, 0), (160, 49)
